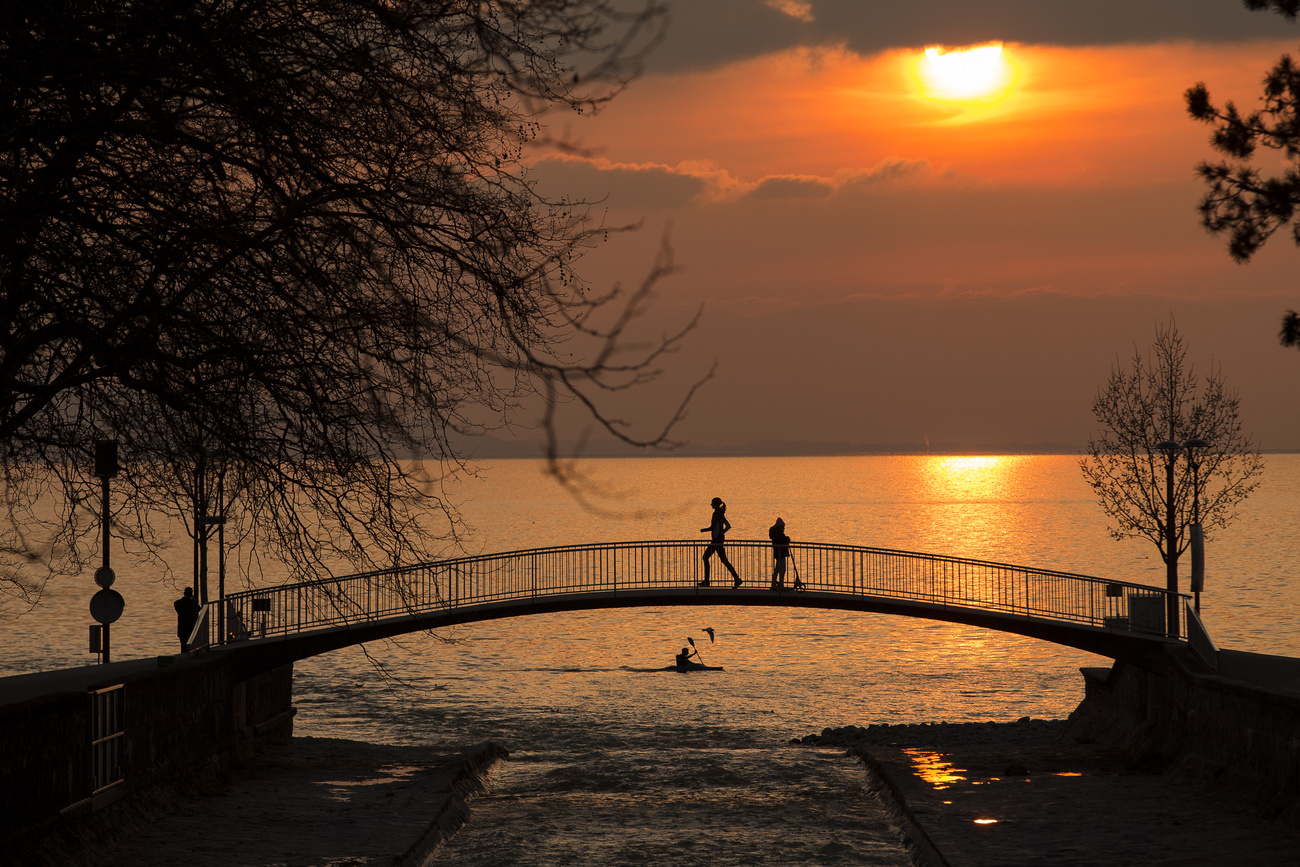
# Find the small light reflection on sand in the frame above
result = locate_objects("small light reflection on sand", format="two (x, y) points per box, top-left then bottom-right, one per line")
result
(903, 748), (966, 789)
(974, 818), (999, 825)
(1055, 771), (1084, 777)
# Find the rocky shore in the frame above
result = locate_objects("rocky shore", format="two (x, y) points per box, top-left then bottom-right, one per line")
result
(801, 719), (1300, 866)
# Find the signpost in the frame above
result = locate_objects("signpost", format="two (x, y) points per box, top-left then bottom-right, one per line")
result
(91, 441), (123, 663)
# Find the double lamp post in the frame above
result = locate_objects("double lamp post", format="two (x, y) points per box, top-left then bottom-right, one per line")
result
(1156, 438), (1209, 631)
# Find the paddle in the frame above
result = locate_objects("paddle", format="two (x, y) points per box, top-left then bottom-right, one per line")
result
(687, 636), (705, 664)
(792, 555), (804, 590)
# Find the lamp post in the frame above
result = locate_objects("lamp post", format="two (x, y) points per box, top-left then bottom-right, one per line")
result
(1156, 440), (1181, 637)
(1185, 438), (1209, 613)
(189, 447), (227, 648)
(1156, 437), (1211, 633)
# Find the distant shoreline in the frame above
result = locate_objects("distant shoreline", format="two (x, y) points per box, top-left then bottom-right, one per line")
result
(453, 441), (1300, 459)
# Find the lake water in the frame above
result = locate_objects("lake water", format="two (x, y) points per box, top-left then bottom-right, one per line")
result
(3, 454), (1298, 865)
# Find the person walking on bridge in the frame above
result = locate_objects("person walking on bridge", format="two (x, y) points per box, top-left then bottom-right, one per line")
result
(699, 497), (741, 588)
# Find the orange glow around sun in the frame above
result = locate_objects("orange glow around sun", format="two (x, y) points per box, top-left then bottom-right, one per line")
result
(915, 42), (1016, 104)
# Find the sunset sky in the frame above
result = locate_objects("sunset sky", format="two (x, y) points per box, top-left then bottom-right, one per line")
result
(516, 1), (1300, 454)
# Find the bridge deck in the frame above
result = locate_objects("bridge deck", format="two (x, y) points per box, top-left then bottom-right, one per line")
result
(193, 540), (1196, 668)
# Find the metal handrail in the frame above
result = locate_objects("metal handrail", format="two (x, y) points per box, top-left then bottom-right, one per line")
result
(213, 540), (1191, 646)
(88, 683), (124, 796)
(185, 604), (211, 653)
(1185, 602), (1220, 672)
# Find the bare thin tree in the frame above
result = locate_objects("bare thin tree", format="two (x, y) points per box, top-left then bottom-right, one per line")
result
(1081, 320), (1263, 629)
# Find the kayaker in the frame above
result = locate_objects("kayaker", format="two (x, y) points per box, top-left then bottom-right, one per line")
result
(676, 646), (698, 668)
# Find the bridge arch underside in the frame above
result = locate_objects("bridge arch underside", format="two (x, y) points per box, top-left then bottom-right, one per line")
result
(223, 589), (1179, 678)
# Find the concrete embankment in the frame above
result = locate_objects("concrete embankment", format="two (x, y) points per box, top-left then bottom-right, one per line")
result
(801, 645), (1300, 865)
(1, 648), (510, 867)
(100, 738), (509, 867)
(1069, 644), (1300, 822)
(399, 741), (511, 867)
(1, 652), (294, 866)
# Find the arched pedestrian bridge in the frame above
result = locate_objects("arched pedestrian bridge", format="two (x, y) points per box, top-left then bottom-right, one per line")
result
(200, 540), (1217, 673)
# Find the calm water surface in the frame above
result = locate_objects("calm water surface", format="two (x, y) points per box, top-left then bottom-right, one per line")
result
(3, 455), (1298, 865)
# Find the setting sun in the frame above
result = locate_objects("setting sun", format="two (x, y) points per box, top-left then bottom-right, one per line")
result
(916, 42), (1015, 103)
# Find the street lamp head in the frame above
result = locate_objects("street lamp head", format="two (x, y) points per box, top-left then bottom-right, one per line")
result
(1184, 438), (1209, 450)
(93, 440), (119, 479)
(1155, 440), (1180, 452)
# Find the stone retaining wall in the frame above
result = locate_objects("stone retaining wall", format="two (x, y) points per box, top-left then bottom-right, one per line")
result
(0, 656), (294, 864)
(1067, 647), (1300, 821)
(0, 690), (87, 838)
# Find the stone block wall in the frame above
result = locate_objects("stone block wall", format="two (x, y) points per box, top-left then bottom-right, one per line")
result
(0, 691), (88, 837)
(1069, 649), (1300, 820)
(0, 656), (294, 862)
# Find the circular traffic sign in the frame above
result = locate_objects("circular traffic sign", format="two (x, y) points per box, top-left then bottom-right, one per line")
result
(94, 566), (115, 588)
(90, 588), (125, 624)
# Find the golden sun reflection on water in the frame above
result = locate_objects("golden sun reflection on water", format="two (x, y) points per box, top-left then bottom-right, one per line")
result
(927, 455), (1015, 499)
(904, 455), (1055, 565)
(902, 748), (966, 789)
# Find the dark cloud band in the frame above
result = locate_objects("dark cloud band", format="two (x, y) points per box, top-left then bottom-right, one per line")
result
(653, 1), (1297, 73)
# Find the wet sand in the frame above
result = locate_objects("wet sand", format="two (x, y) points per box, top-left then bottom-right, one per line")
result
(103, 737), (505, 867)
(804, 720), (1300, 866)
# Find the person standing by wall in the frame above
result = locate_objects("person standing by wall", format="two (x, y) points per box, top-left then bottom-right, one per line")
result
(174, 586), (199, 652)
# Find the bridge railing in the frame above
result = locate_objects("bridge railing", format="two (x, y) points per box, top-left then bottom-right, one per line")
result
(216, 540), (1188, 645)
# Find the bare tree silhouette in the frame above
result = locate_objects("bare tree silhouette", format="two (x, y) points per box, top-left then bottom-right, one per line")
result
(0, 1), (700, 605)
(1081, 320), (1263, 624)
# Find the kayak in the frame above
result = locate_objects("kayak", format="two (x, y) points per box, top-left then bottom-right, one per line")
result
(666, 662), (725, 672)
